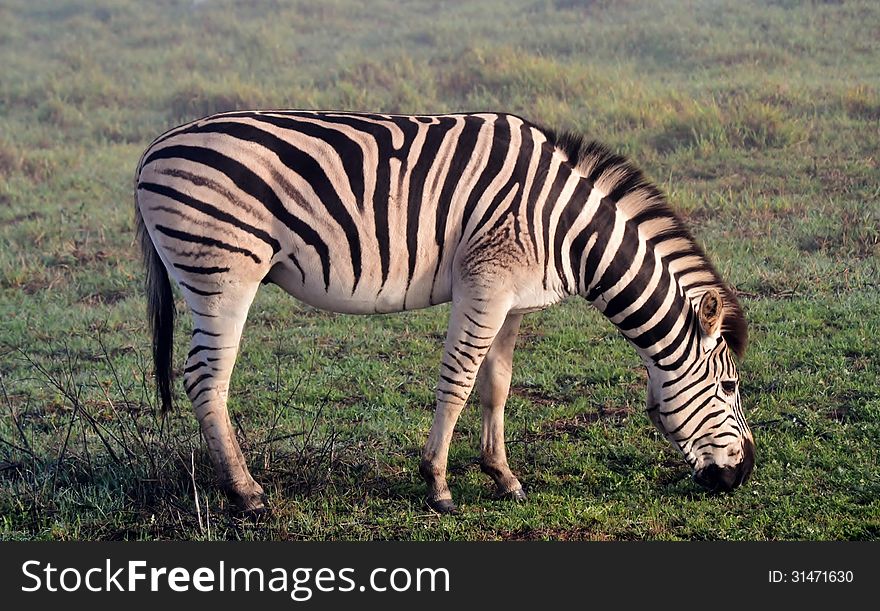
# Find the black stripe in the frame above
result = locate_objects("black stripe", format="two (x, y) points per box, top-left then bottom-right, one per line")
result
(468, 121), (535, 248)
(653, 314), (699, 371)
(540, 165), (573, 289)
(460, 340), (491, 351)
(192, 329), (221, 337)
(461, 115), (510, 235)
(145, 116), (208, 151)
(150, 203), (234, 236)
(440, 375), (469, 388)
(663, 357), (710, 396)
(587, 220), (641, 313)
(437, 388), (467, 402)
(472, 182), (518, 243)
(579, 196), (617, 299)
(551, 177), (594, 293)
(660, 384), (714, 417)
(441, 361), (461, 375)
(524, 142), (555, 262)
(693, 441), (732, 452)
(600, 236), (658, 319)
(154, 166), (282, 240)
(682, 278), (721, 294)
(629, 202), (675, 227)
(185, 373), (212, 394)
(681, 414), (736, 446)
(287, 253), (306, 283)
(568, 226), (594, 294)
(391, 115), (421, 172)
(154, 224), (262, 264)
(606, 172), (651, 203)
(670, 407), (725, 438)
(179, 281), (222, 296)
(328, 111), (392, 122)
(510, 122), (536, 251)
(432, 116), (485, 290)
(463, 312), (491, 329)
(190, 308), (217, 318)
(187, 344), (228, 358)
(453, 346), (478, 365)
(616, 267), (674, 332)
(686, 430), (717, 449)
(712, 431), (739, 441)
(463, 328), (494, 341)
(183, 361), (208, 374)
(586, 148), (626, 184)
(405, 118), (457, 292)
(191, 385), (214, 402)
(174, 262), (230, 275)
(446, 351), (470, 373)
(651, 228), (694, 250)
(143, 144), (332, 289)
(627, 289), (689, 353)
(192, 398), (212, 411)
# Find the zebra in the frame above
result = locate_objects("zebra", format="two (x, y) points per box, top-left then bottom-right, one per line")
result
(135, 110), (754, 516)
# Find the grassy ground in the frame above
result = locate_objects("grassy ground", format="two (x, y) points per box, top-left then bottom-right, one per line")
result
(0, 0), (878, 540)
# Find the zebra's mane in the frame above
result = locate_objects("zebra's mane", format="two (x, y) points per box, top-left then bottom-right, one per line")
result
(543, 128), (748, 358)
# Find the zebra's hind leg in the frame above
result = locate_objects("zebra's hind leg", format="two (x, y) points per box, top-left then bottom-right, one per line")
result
(420, 296), (511, 514)
(476, 312), (526, 502)
(182, 282), (267, 517)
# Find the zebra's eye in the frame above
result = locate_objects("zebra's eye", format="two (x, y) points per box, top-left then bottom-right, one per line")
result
(720, 380), (737, 395)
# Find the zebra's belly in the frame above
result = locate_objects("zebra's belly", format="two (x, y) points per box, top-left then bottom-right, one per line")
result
(265, 262), (452, 315)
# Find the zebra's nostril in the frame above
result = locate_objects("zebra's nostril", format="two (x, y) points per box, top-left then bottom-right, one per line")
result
(694, 464), (722, 491)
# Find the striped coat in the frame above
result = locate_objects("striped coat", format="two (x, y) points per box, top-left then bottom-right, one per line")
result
(136, 110), (753, 515)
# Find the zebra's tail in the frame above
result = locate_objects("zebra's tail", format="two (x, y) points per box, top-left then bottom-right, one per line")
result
(135, 192), (175, 414)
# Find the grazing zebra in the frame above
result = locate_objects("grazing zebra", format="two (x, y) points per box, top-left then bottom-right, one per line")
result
(135, 110), (754, 516)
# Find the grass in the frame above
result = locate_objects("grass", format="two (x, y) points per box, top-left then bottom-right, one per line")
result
(0, 0), (878, 540)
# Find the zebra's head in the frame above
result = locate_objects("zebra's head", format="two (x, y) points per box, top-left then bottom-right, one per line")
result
(645, 288), (754, 492)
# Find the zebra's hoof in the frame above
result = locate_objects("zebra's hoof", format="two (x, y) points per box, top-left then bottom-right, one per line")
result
(497, 487), (527, 502)
(426, 497), (459, 514)
(231, 492), (270, 521)
(239, 503), (271, 523)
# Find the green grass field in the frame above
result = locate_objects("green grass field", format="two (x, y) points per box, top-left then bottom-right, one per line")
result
(1, 0), (878, 540)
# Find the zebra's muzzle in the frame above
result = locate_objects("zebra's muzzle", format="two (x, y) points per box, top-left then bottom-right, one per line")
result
(693, 438), (755, 492)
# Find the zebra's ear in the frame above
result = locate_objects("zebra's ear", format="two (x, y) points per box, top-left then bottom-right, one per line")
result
(697, 288), (723, 339)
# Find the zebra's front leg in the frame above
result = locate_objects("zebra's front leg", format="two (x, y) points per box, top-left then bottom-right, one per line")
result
(184, 284), (266, 517)
(420, 297), (510, 514)
(476, 312), (526, 501)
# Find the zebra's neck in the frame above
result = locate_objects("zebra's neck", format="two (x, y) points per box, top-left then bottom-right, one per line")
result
(539, 132), (746, 362)
(553, 172), (698, 371)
